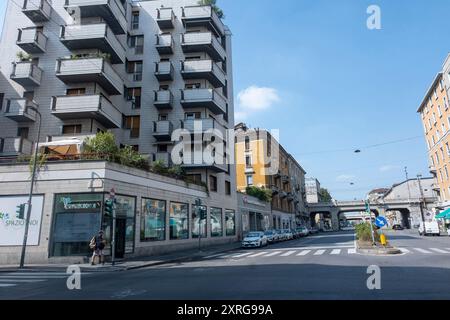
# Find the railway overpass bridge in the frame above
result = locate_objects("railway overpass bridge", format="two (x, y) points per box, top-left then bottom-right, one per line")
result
(306, 197), (438, 231)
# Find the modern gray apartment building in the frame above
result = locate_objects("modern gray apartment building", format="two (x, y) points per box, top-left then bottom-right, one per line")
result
(0, 0), (237, 264)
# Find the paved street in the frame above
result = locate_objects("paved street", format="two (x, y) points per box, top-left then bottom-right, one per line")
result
(1, 230), (449, 300)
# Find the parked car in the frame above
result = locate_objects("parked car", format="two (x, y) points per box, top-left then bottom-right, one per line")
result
(264, 230), (278, 243)
(283, 229), (294, 240)
(298, 226), (310, 237)
(419, 221), (440, 236)
(392, 224), (404, 231)
(309, 227), (319, 234)
(292, 229), (302, 239)
(275, 229), (285, 241)
(242, 232), (268, 248)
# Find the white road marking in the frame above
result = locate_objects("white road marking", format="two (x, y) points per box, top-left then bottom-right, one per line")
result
(230, 252), (253, 258)
(413, 248), (433, 254)
(203, 253), (226, 259)
(0, 279), (45, 283)
(264, 251), (282, 257)
(0, 284), (16, 287)
(280, 251), (296, 257)
(330, 249), (341, 255)
(297, 250), (311, 256)
(248, 252), (268, 258)
(314, 250), (326, 256)
(0, 275), (66, 279)
(429, 248), (450, 254)
(399, 248), (410, 253)
(348, 248), (357, 254)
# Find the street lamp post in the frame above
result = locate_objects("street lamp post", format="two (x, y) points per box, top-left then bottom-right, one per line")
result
(20, 107), (41, 269)
(417, 174), (427, 236)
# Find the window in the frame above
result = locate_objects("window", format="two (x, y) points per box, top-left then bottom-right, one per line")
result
(245, 155), (252, 167)
(433, 113), (437, 123)
(17, 127), (29, 138)
(157, 144), (168, 153)
(187, 174), (202, 184)
(192, 205), (207, 238)
(126, 60), (143, 81)
(125, 87), (141, 109)
(185, 112), (201, 120)
(440, 79), (444, 91)
(245, 136), (250, 150)
(123, 116), (140, 138)
(0, 93), (4, 110)
(441, 147), (445, 159)
(169, 202), (189, 240)
(434, 89), (438, 100)
(209, 175), (218, 192)
(185, 83), (201, 89)
(246, 175), (253, 186)
(158, 114), (168, 121)
(440, 170), (444, 183)
(428, 118), (432, 130)
(225, 209), (236, 236)
(436, 152), (440, 164)
(431, 155), (435, 166)
(128, 35), (144, 54)
(445, 166), (449, 180)
(446, 143), (450, 156)
(429, 96), (433, 107)
(225, 181), (231, 195)
(445, 97), (448, 110)
(66, 88), (86, 96)
(131, 11), (140, 30)
(159, 85), (169, 91)
(62, 125), (81, 135)
(432, 135), (436, 145)
(438, 105), (442, 117)
(210, 208), (223, 237)
(436, 130), (441, 140)
(141, 198), (166, 241)
(442, 123), (446, 133)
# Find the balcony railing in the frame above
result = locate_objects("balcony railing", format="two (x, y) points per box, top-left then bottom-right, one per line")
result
(154, 61), (174, 81)
(60, 24), (126, 64)
(156, 7), (175, 29)
(4, 99), (38, 122)
(10, 62), (43, 87)
(181, 32), (226, 62)
(153, 121), (173, 141)
(64, 0), (127, 35)
(181, 118), (226, 137)
(154, 90), (174, 109)
(155, 34), (174, 55)
(181, 60), (226, 88)
(182, 5), (225, 37)
(0, 137), (33, 156)
(17, 27), (48, 53)
(22, 0), (52, 22)
(55, 57), (123, 95)
(51, 94), (122, 128)
(180, 88), (227, 115)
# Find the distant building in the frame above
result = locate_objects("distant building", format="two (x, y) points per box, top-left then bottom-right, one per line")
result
(305, 178), (321, 203)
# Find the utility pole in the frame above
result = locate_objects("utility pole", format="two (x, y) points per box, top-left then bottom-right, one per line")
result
(110, 188), (116, 265)
(417, 174), (427, 236)
(20, 107), (41, 269)
(365, 198), (376, 245)
(405, 167), (412, 204)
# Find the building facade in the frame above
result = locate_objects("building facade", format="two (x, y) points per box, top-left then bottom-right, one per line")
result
(237, 192), (271, 235)
(305, 177), (321, 204)
(234, 123), (308, 230)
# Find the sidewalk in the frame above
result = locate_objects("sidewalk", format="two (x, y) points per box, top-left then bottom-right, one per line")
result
(0, 242), (242, 273)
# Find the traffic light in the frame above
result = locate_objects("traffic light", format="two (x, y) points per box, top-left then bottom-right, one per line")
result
(104, 199), (114, 217)
(16, 204), (25, 220)
(200, 207), (207, 220)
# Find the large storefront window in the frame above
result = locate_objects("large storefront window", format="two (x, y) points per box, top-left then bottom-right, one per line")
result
(52, 193), (103, 257)
(210, 207), (223, 237)
(170, 202), (189, 240)
(141, 198), (166, 241)
(192, 205), (207, 238)
(225, 209), (236, 236)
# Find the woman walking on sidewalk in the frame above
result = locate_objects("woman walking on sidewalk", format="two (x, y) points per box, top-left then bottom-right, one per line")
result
(90, 230), (106, 265)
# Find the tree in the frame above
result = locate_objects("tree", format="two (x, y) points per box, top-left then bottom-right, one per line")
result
(84, 132), (118, 157)
(319, 188), (332, 202)
(198, 0), (225, 19)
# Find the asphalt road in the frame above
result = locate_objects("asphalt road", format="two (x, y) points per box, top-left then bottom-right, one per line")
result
(1, 230), (450, 300)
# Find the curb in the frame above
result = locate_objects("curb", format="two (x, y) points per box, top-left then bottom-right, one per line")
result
(356, 247), (402, 255)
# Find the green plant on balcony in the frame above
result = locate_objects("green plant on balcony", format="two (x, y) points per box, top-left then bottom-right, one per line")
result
(117, 145), (149, 170)
(198, 0), (225, 19)
(152, 160), (169, 175)
(246, 186), (272, 202)
(168, 165), (185, 179)
(28, 153), (48, 174)
(16, 51), (33, 62)
(84, 132), (118, 161)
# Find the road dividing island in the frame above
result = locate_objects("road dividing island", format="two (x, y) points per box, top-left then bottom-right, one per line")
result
(356, 241), (402, 256)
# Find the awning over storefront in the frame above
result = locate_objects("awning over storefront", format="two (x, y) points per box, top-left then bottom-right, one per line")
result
(436, 208), (450, 219)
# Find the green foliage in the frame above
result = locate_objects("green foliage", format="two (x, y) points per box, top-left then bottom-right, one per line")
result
(152, 160), (169, 175)
(198, 0), (225, 19)
(167, 165), (185, 179)
(16, 51), (32, 61)
(319, 188), (332, 202)
(84, 132), (118, 158)
(246, 186), (272, 202)
(29, 153), (47, 174)
(355, 222), (380, 243)
(117, 145), (149, 169)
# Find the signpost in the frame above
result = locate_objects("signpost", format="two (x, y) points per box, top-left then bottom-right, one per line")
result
(375, 216), (388, 229)
(109, 188), (116, 266)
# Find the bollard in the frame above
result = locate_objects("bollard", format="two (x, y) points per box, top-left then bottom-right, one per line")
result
(380, 233), (387, 246)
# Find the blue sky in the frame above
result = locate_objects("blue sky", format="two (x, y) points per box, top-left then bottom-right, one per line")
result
(0, 1), (447, 200)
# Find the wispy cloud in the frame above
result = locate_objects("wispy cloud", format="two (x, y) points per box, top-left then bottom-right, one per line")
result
(379, 165), (400, 173)
(336, 174), (356, 182)
(235, 86), (281, 121)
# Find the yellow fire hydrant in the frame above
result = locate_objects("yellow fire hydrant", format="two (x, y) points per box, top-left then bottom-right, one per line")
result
(380, 233), (387, 247)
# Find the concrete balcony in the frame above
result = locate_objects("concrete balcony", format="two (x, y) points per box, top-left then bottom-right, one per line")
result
(153, 121), (173, 141)
(429, 165), (437, 174)
(155, 34), (174, 55)
(182, 160), (227, 173)
(0, 137), (33, 157)
(154, 61), (174, 81)
(51, 94), (122, 128)
(181, 32), (226, 62)
(153, 152), (172, 167)
(180, 89), (227, 115)
(182, 5), (225, 37)
(4, 99), (38, 122)
(154, 90), (174, 110)
(22, 0), (52, 22)
(55, 57), (123, 95)
(156, 7), (175, 29)
(181, 60), (226, 88)
(10, 62), (43, 87)
(60, 24), (125, 64)
(182, 118), (226, 138)
(17, 27), (48, 54)
(64, 0), (127, 35)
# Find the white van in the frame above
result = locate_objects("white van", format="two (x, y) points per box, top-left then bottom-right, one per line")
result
(418, 221), (440, 236)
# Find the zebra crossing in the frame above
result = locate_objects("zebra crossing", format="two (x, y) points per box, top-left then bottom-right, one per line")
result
(203, 246), (450, 261)
(0, 272), (80, 289)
